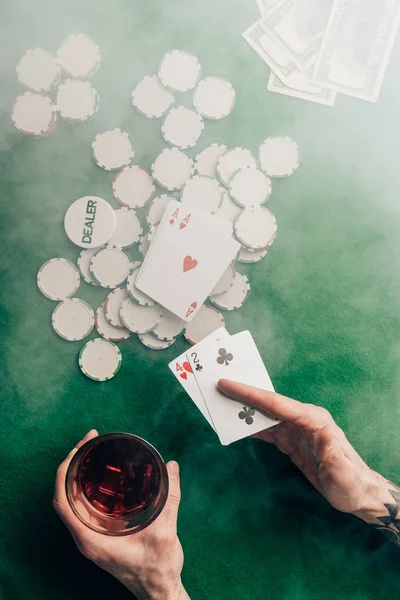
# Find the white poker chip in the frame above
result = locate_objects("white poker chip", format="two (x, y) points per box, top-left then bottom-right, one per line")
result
(37, 258), (80, 301)
(152, 148), (194, 191)
(259, 136), (300, 178)
(77, 247), (102, 285)
(138, 231), (151, 258)
(132, 75), (174, 118)
(120, 298), (163, 334)
(211, 263), (236, 296)
(193, 77), (236, 120)
(195, 143), (228, 177)
(17, 48), (60, 92)
(147, 225), (159, 245)
(180, 175), (223, 214)
(158, 50), (201, 92)
(90, 246), (132, 289)
(161, 106), (204, 150)
(12, 92), (57, 137)
(138, 332), (176, 350)
(107, 208), (142, 248)
(238, 245), (269, 264)
(95, 303), (131, 342)
(92, 130), (134, 171)
(104, 287), (129, 329)
(210, 272), (250, 311)
(127, 266), (155, 307)
(113, 166), (155, 208)
(152, 309), (185, 341)
(216, 189), (242, 224)
(184, 305), (225, 345)
(234, 207), (277, 251)
(229, 167), (272, 208)
(79, 338), (122, 382)
(216, 148), (257, 187)
(147, 195), (175, 227)
(64, 196), (116, 249)
(52, 298), (94, 341)
(57, 34), (100, 78)
(56, 79), (99, 122)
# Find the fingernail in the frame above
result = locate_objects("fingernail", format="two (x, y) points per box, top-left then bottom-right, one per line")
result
(168, 461), (179, 475)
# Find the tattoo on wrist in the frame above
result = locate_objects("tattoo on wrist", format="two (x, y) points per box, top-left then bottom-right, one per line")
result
(373, 484), (400, 544)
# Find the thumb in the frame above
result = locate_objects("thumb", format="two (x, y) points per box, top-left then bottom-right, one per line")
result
(162, 461), (181, 532)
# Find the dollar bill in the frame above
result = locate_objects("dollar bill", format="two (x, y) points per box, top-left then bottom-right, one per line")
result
(267, 69), (337, 105)
(243, 21), (299, 83)
(256, 0), (281, 15)
(312, 0), (400, 102)
(261, 0), (335, 72)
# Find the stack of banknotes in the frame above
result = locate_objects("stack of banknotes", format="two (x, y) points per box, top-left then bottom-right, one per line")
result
(244, 0), (400, 106)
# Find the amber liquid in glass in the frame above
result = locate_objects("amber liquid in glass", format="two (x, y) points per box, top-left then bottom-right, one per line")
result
(79, 438), (161, 517)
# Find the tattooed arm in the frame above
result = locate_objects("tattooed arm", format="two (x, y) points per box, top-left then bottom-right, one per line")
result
(353, 481), (400, 544)
(218, 380), (400, 545)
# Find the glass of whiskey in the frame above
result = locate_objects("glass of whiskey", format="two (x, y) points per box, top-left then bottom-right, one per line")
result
(66, 432), (169, 535)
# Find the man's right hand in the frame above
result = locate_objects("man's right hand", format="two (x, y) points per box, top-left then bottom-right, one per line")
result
(218, 379), (400, 541)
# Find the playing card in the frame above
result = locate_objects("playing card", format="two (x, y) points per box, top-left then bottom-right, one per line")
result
(136, 203), (240, 321)
(189, 329), (279, 445)
(169, 343), (225, 431)
(141, 200), (233, 273)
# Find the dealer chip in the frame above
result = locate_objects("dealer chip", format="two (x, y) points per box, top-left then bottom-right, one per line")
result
(12, 92), (57, 137)
(138, 332), (176, 350)
(180, 175), (223, 214)
(158, 50), (201, 92)
(216, 148), (257, 187)
(152, 309), (185, 341)
(90, 246), (132, 289)
(195, 143), (227, 178)
(104, 287), (130, 329)
(52, 298), (94, 341)
(216, 189), (242, 224)
(95, 303), (131, 342)
(152, 148), (194, 191)
(210, 272), (250, 311)
(161, 106), (204, 150)
(184, 305), (225, 345)
(92, 129), (134, 171)
(259, 136), (299, 178)
(37, 258), (80, 301)
(57, 34), (101, 78)
(132, 75), (174, 118)
(64, 196), (116, 249)
(56, 79), (99, 122)
(107, 208), (142, 248)
(238, 245), (269, 264)
(77, 247), (102, 285)
(147, 195), (175, 227)
(211, 263), (236, 296)
(120, 298), (163, 334)
(79, 338), (122, 382)
(229, 167), (272, 208)
(234, 207), (277, 251)
(193, 77), (236, 120)
(127, 266), (155, 307)
(17, 48), (61, 92)
(113, 165), (155, 208)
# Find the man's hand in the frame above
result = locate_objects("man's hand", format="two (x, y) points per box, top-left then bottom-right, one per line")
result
(53, 430), (191, 600)
(217, 380), (397, 529)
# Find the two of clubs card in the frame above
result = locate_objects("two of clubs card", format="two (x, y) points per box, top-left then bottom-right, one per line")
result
(169, 327), (280, 445)
(135, 200), (240, 322)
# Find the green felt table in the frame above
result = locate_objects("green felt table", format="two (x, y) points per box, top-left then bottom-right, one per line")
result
(1, 1), (400, 598)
